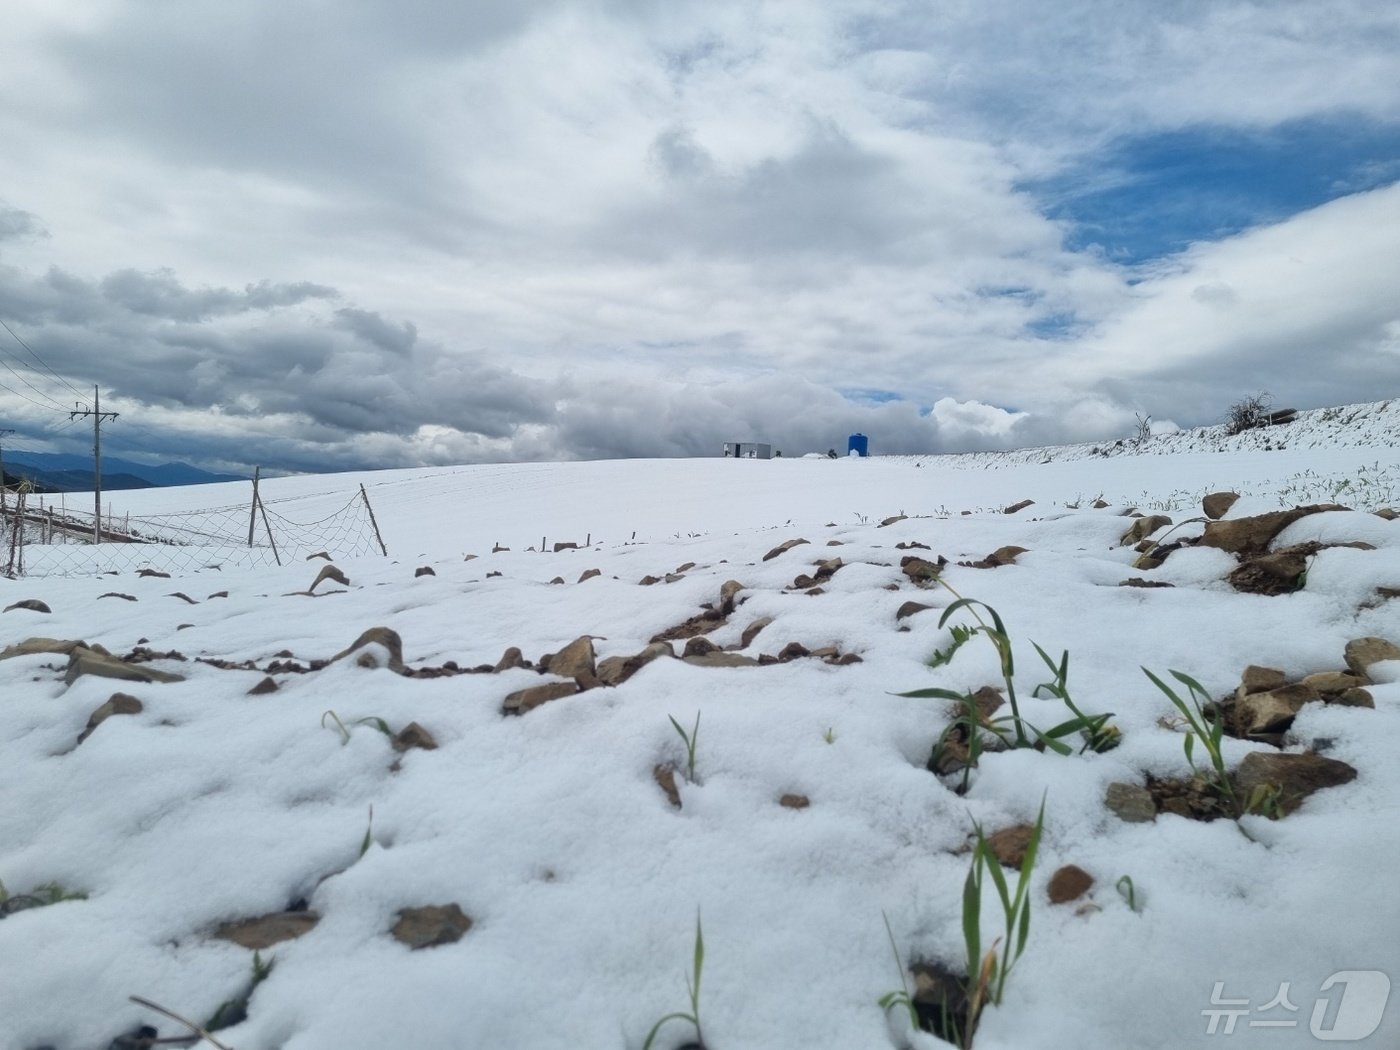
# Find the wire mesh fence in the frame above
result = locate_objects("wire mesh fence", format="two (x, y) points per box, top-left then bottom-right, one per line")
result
(2, 483), (387, 578)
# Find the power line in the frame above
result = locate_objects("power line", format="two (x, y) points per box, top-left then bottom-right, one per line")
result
(0, 374), (69, 414)
(0, 316), (87, 399)
(0, 349), (71, 412)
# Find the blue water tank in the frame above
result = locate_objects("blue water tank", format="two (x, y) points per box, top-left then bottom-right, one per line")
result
(847, 433), (869, 457)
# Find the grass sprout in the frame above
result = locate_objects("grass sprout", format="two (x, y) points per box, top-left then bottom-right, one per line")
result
(964, 797), (1045, 1026)
(1143, 668), (1238, 812)
(669, 712), (701, 783)
(322, 709), (393, 745)
(643, 910), (706, 1050)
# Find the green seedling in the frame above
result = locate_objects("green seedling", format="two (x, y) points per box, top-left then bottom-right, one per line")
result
(1030, 644), (1120, 754)
(964, 797), (1045, 1027)
(669, 712), (701, 783)
(823, 727), (836, 745)
(1116, 875), (1139, 912)
(360, 804), (375, 858)
(1142, 668), (1238, 812)
(876, 910), (921, 1034)
(643, 911), (706, 1050)
(205, 951), (275, 1031)
(322, 710), (393, 745)
(0, 878), (87, 917)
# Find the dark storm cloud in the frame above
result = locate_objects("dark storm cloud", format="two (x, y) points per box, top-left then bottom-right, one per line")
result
(0, 204), (44, 243)
(333, 308), (417, 354)
(100, 269), (337, 321)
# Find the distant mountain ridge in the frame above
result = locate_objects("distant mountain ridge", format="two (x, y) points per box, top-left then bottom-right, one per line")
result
(1, 451), (247, 492)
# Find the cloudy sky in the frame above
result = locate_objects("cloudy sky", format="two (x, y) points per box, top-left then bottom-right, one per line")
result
(1, 0), (1398, 474)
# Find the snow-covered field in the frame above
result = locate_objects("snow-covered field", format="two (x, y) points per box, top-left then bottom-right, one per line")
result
(2, 402), (1399, 1050)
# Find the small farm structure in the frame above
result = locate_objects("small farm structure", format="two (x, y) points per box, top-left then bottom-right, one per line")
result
(722, 442), (772, 459)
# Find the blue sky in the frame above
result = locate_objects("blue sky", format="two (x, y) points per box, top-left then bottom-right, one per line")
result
(1032, 116), (1400, 264)
(0, 1), (1398, 470)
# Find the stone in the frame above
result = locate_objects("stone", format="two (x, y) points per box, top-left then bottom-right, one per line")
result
(719, 580), (744, 612)
(1047, 865), (1094, 904)
(494, 647), (526, 672)
(390, 904), (472, 950)
(65, 648), (185, 687)
(1227, 550), (1309, 595)
(0, 637), (87, 661)
(392, 721), (438, 752)
(900, 555), (945, 584)
(878, 515), (907, 527)
(98, 592), (137, 601)
(739, 617), (773, 648)
(682, 637), (718, 658)
(1092, 499), (1110, 509)
(1301, 671), (1364, 694)
(1120, 515), (1172, 546)
(1333, 688), (1375, 709)
(1105, 782), (1156, 823)
(1202, 491), (1241, 519)
(682, 651), (759, 668)
(1375, 508), (1398, 520)
(1120, 578), (1174, 588)
(77, 693), (143, 743)
(1236, 684), (1317, 736)
(308, 565), (350, 592)
(137, 568), (171, 578)
(596, 642), (673, 686)
(215, 911), (320, 949)
(970, 685), (1004, 722)
(543, 636), (597, 684)
(1343, 636), (1400, 680)
(330, 627), (405, 673)
(414, 566), (436, 577)
(1232, 751), (1358, 816)
(553, 541), (579, 552)
(247, 676), (279, 695)
(501, 680), (578, 715)
(674, 562), (696, 574)
(1198, 505), (1343, 556)
(779, 793), (810, 809)
(896, 601), (933, 621)
(3, 599), (50, 614)
(654, 764), (682, 808)
(549, 576), (565, 585)
(986, 824), (1035, 867)
(577, 568), (602, 583)
(776, 641), (810, 662)
(1239, 665), (1288, 695)
(1003, 499), (1034, 514)
(306, 551), (332, 561)
(638, 575), (661, 586)
(762, 538), (809, 561)
(167, 592), (198, 604)
(987, 545), (1027, 565)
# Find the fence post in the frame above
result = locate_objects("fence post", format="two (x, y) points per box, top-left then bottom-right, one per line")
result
(257, 490), (281, 566)
(359, 484), (388, 556)
(248, 466), (260, 547)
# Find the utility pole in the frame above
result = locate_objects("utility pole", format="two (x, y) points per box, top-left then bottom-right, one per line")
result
(70, 387), (118, 545)
(0, 428), (14, 516)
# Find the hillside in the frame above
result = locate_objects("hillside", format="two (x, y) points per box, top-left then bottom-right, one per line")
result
(1, 401), (1398, 1050)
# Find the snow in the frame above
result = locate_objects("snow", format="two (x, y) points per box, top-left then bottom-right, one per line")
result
(2, 401), (1399, 1050)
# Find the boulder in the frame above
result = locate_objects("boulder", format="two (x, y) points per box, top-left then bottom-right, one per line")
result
(596, 642), (673, 687)
(390, 904), (472, 950)
(1227, 550), (1308, 595)
(577, 568), (601, 583)
(1232, 751), (1357, 816)
(1301, 671), (1364, 694)
(1344, 636), (1400, 681)
(682, 652), (759, 668)
(329, 627), (405, 673)
(0, 637), (88, 661)
(501, 680), (578, 715)
(493, 647), (527, 672)
(762, 538), (809, 561)
(1003, 499), (1034, 514)
(1236, 684), (1317, 736)
(1120, 515), (1172, 546)
(308, 565), (350, 592)
(1105, 782), (1156, 823)
(77, 693), (143, 744)
(1198, 505), (1343, 556)
(414, 566), (436, 577)
(64, 648), (185, 687)
(2, 599), (50, 614)
(900, 555), (945, 584)
(739, 617), (773, 648)
(1238, 665), (1288, 696)
(542, 636), (597, 684)
(392, 722), (438, 752)
(1202, 492), (1241, 520)
(247, 676), (280, 695)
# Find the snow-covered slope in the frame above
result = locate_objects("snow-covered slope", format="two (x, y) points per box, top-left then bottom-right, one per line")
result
(2, 402), (1398, 1050)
